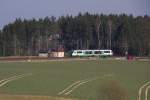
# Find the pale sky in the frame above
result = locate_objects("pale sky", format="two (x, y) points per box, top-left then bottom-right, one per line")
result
(0, 0), (150, 29)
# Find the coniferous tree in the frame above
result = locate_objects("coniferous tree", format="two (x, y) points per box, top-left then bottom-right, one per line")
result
(0, 13), (150, 56)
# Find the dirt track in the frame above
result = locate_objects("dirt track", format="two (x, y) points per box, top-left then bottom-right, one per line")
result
(0, 56), (99, 63)
(0, 56), (149, 62)
(0, 56), (50, 61)
(0, 94), (74, 100)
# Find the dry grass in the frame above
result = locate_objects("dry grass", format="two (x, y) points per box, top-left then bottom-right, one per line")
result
(0, 94), (74, 100)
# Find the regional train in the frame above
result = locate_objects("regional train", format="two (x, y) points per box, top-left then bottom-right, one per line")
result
(71, 49), (113, 57)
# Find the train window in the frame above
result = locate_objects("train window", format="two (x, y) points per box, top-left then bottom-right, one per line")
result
(77, 51), (82, 53)
(74, 51), (77, 53)
(104, 51), (110, 53)
(85, 51), (92, 54)
(94, 51), (102, 54)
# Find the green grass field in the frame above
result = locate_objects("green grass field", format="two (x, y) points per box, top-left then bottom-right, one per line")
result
(0, 60), (149, 100)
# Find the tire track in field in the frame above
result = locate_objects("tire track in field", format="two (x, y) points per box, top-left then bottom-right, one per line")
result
(138, 82), (150, 100)
(64, 77), (99, 95)
(145, 85), (150, 100)
(0, 73), (32, 87)
(58, 77), (99, 95)
(58, 74), (114, 95)
(0, 73), (31, 83)
(58, 81), (81, 95)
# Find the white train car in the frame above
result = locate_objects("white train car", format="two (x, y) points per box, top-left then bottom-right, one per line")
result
(72, 49), (113, 57)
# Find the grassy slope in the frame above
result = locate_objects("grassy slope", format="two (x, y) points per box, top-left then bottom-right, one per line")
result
(0, 60), (149, 100)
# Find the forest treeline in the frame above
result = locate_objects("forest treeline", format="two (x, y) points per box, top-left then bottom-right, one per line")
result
(0, 13), (150, 56)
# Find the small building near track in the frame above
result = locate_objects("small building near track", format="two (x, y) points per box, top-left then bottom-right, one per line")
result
(49, 52), (64, 58)
(48, 48), (64, 58)
(38, 51), (48, 58)
(38, 49), (64, 58)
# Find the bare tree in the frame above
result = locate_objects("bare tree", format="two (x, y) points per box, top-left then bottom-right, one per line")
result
(13, 34), (17, 56)
(108, 20), (112, 49)
(96, 17), (101, 49)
